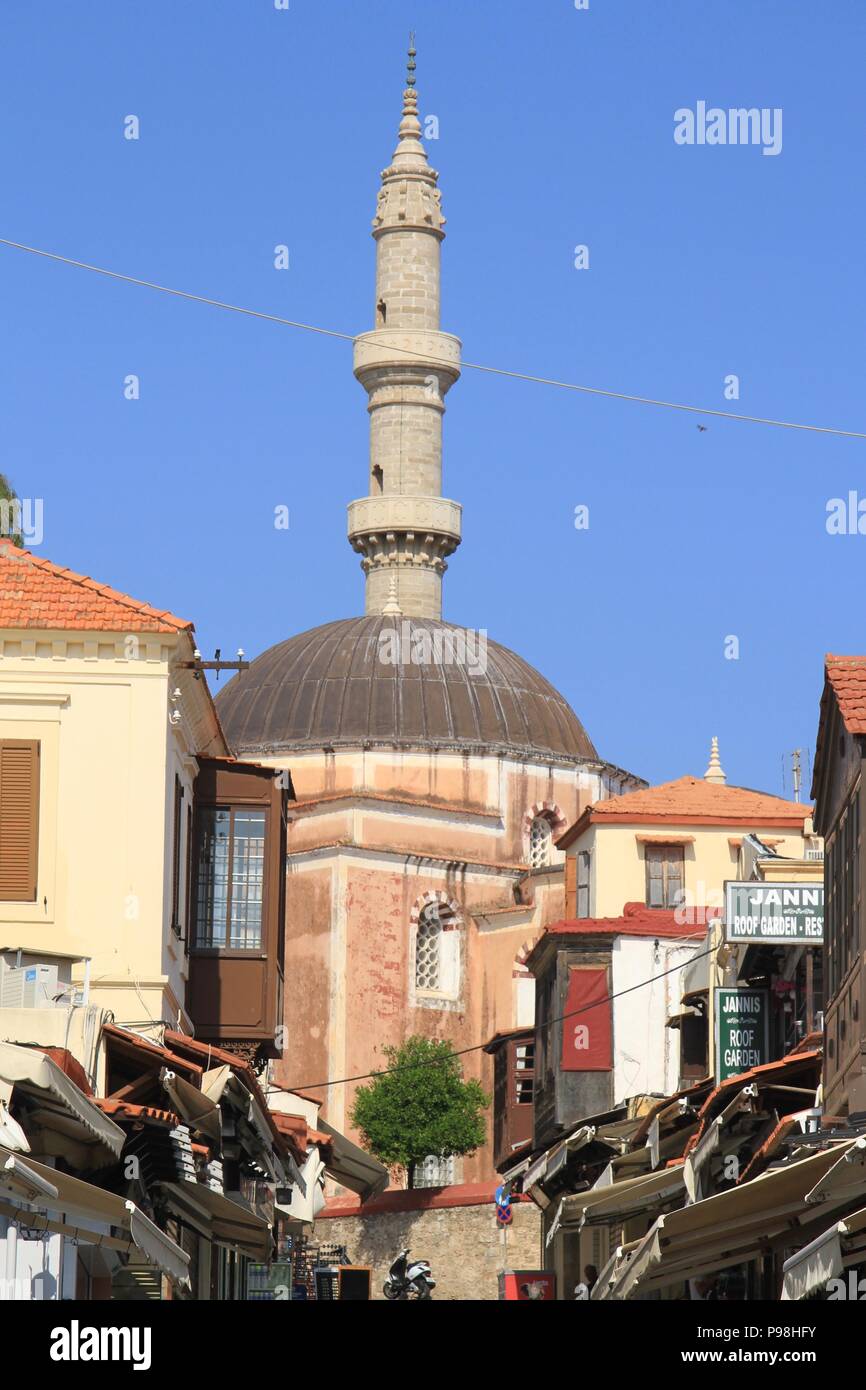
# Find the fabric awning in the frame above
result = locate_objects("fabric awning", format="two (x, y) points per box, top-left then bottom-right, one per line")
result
(782, 1205), (866, 1300)
(162, 1179), (272, 1261)
(0, 1144), (189, 1286)
(160, 1068), (222, 1144)
(546, 1166), (678, 1248)
(607, 1141), (860, 1299)
(580, 1165), (686, 1228)
(318, 1119), (389, 1200)
(0, 1041), (124, 1168)
(684, 1085), (758, 1202)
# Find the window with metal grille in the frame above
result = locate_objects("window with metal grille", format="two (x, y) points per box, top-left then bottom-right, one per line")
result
(415, 903), (443, 991)
(414, 1154), (456, 1188)
(529, 815), (552, 869)
(193, 807), (266, 950)
(645, 845), (684, 909)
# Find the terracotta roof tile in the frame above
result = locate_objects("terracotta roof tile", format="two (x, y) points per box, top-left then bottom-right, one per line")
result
(559, 775), (811, 846)
(589, 775), (810, 823)
(825, 655), (866, 736)
(0, 541), (192, 634)
(526, 902), (715, 969)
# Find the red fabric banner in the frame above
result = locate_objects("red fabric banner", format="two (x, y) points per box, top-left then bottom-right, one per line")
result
(560, 967), (612, 1071)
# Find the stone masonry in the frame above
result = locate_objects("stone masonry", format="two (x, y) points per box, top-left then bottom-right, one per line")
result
(315, 1190), (541, 1301)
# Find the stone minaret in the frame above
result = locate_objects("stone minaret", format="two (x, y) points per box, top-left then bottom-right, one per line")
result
(347, 38), (462, 620)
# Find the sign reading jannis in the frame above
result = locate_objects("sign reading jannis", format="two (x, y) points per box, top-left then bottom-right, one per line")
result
(724, 881), (824, 946)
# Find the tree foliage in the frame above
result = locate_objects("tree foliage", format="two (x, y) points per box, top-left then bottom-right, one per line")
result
(0, 473), (23, 547)
(351, 1035), (490, 1186)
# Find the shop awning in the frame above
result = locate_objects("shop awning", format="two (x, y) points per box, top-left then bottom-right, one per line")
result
(580, 1164), (686, 1228)
(782, 1205), (866, 1300)
(0, 1144), (189, 1286)
(607, 1141), (861, 1299)
(318, 1119), (389, 1200)
(160, 1068), (221, 1144)
(684, 1085), (758, 1202)
(162, 1179), (272, 1261)
(0, 1041), (124, 1168)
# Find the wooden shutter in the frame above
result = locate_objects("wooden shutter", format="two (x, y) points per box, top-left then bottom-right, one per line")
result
(0, 740), (40, 901)
(564, 853), (577, 917)
(646, 848), (664, 907)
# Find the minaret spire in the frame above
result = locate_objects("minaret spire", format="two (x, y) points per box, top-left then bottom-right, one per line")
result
(347, 39), (462, 620)
(704, 736), (727, 785)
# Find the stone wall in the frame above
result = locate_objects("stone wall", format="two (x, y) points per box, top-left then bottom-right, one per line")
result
(314, 1189), (541, 1301)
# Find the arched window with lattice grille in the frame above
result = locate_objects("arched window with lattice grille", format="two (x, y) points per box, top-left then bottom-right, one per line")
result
(413, 899), (460, 1003)
(528, 815), (553, 869)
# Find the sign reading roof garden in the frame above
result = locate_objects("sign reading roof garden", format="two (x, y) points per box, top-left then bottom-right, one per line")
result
(715, 988), (770, 1083)
(723, 881), (824, 946)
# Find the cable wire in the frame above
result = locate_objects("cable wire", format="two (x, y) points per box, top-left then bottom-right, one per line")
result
(1, 236), (863, 439)
(289, 936), (716, 1092)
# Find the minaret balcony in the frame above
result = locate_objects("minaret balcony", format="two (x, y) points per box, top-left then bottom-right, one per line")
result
(347, 494), (462, 546)
(353, 328), (461, 390)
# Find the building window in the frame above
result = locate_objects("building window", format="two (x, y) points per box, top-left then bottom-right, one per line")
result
(414, 1154), (457, 1188)
(193, 807), (266, 950)
(413, 900), (460, 1000)
(0, 739), (40, 902)
(170, 776), (184, 935)
(645, 845), (684, 909)
(514, 1042), (535, 1105)
(577, 851), (591, 917)
(827, 785), (860, 997)
(529, 815), (553, 869)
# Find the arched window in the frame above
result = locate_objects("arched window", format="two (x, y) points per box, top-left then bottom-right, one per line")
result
(412, 896), (461, 1003)
(528, 815), (553, 869)
(415, 903), (443, 992)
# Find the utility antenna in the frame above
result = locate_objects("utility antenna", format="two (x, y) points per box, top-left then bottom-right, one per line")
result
(791, 748), (802, 803)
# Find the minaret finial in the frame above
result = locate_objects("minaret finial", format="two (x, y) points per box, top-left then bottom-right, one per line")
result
(704, 736), (727, 785)
(406, 32), (416, 87)
(381, 572), (403, 616)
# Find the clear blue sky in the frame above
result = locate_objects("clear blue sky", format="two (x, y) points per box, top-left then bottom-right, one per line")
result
(2, 1), (864, 794)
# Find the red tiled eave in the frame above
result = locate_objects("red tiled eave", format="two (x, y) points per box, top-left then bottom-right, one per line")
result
(558, 776), (811, 848)
(317, 1180), (531, 1220)
(825, 655), (866, 736)
(0, 542), (192, 633)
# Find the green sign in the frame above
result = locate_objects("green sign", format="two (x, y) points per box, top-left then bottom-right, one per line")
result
(724, 881), (824, 945)
(714, 988), (770, 1083)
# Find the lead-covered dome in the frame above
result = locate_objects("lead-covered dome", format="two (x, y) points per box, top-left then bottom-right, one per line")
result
(215, 616), (596, 764)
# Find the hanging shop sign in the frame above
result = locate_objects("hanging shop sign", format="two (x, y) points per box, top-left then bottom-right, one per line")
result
(724, 881), (824, 946)
(714, 987), (770, 1083)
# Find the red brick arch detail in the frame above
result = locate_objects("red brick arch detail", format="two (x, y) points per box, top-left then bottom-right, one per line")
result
(410, 890), (462, 932)
(523, 802), (568, 850)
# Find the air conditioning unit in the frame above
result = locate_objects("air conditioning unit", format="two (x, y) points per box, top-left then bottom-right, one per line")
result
(0, 963), (61, 1009)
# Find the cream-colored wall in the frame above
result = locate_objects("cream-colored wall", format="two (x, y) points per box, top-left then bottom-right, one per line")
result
(573, 823), (813, 920)
(0, 630), (222, 1030)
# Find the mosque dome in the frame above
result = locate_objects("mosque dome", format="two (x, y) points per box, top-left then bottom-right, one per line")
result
(215, 616), (597, 764)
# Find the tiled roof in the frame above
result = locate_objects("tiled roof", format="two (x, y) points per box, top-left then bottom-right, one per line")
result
(0, 541), (192, 633)
(525, 902), (714, 969)
(559, 775), (811, 845)
(825, 655), (866, 735)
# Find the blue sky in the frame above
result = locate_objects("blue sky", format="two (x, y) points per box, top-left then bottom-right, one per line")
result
(1, 0), (864, 794)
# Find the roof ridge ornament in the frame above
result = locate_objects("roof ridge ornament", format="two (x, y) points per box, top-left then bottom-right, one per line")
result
(704, 735), (727, 785)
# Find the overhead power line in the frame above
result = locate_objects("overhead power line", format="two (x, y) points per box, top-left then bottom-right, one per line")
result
(1, 236), (864, 439)
(289, 936), (716, 1093)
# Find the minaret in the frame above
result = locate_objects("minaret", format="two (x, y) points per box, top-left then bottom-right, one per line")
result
(347, 37), (462, 620)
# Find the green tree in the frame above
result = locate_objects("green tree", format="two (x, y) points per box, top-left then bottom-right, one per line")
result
(351, 1035), (490, 1188)
(0, 473), (23, 547)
